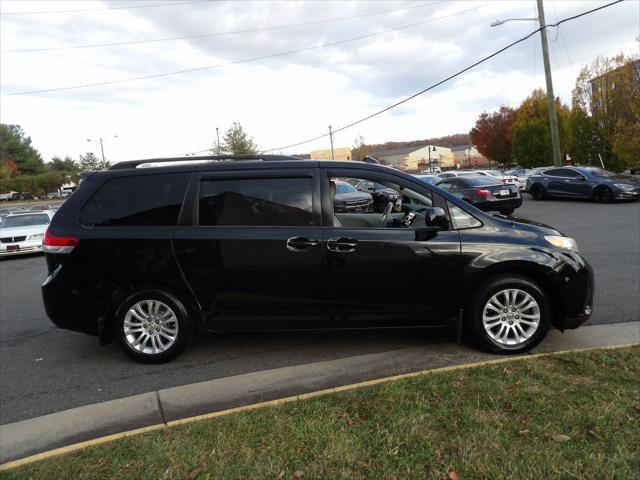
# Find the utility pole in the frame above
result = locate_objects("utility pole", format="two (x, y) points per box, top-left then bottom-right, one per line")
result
(536, 0), (562, 167)
(328, 125), (335, 160)
(491, 0), (562, 167)
(216, 127), (221, 155)
(98, 138), (106, 164)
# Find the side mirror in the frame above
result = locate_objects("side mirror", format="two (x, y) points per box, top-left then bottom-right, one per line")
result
(423, 207), (449, 228)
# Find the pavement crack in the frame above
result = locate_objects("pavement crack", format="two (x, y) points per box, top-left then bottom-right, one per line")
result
(155, 391), (167, 425)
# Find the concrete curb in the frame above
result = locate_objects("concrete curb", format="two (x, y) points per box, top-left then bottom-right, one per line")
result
(1, 322), (638, 469)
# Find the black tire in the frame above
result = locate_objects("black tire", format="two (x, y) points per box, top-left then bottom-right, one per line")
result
(594, 186), (613, 203)
(115, 289), (193, 363)
(530, 184), (546, 200)
(466, 275), (551, 354)
(501, 206), (515, 215)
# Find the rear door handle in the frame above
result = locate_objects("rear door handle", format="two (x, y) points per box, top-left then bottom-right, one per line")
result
(327, 237), (358, 253)
(286, 237), (318, 252)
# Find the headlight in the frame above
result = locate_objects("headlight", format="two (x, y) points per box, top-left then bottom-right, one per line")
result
(544, 235), (578, 252)
(28, 233), (44, 240)
(613, 183), (636, 189)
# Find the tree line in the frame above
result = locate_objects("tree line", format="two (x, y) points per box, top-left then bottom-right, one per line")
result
(470, 53), (639, 171)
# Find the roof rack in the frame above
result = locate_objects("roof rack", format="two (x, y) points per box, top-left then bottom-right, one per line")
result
(108, 154), (301, 170)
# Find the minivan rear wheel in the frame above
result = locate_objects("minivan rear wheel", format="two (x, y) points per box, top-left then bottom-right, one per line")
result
(116, 289), (192, 363)
(467, 275), (550, 354)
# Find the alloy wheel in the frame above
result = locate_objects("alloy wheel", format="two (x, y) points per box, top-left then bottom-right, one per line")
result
(482, 288), (540, 346)
(123, 300), (179, 355)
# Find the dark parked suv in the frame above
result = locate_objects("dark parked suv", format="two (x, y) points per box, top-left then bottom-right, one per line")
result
(42, 156), (594, 363)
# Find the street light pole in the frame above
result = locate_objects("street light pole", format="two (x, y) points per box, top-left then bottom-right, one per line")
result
(98, 138), (106, 164)
(536, 0), (562, 167)
(328, 125), (335, 160)
(491, 0), (563, 167)
(216, 127), (221, 154)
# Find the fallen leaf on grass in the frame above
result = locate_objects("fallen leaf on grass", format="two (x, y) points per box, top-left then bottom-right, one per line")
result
(448, 470), (461, 480)
(552, 434), (572, 443)
(518, 430), (529, 435)
(588, 430), (602, 440)
(187, 465), (206, 479)
(294, 470), (304, 478)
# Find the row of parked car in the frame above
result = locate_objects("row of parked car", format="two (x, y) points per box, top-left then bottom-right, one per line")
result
(411, 165), (640, 214)
(0, 206), (59, 257)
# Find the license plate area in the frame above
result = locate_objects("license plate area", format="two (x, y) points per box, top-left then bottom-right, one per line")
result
(498, 189), (510, 196)
(7, 245), (20, 252)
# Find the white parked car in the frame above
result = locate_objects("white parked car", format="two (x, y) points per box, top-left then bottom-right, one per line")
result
(0, 211), (54, 257)
(472, 170), (522, 190)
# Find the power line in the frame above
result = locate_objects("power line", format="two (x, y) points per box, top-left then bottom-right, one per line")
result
(0, 1), (206, 16)
(4, 2), (443, 53)
(260, 0), (624, 153)
(5, 4), (487, 96)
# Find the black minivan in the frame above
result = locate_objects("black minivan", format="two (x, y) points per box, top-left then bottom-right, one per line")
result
(42, 156), (593, 363)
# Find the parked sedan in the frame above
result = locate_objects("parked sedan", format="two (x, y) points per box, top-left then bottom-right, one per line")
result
(333, 180), (373, 212)
(436, 175), (522, 215)
(0, 211), (53, 257)
(526, 166), (640, 202)
(355, 180), (401, 212)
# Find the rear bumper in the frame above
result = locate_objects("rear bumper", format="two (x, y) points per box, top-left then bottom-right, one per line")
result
(0, 240), (43, 256)
(42, 265), (104, 336)
(475, 196), (523, 212)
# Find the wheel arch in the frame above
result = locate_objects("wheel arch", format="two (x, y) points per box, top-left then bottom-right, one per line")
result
(464, 261), (564, 330)
(103, 279), (205, 344)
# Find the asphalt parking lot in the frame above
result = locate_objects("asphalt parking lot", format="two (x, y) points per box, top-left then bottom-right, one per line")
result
(1, 197), (638, 425)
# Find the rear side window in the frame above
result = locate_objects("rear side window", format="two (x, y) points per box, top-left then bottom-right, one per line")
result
(199, 177), (313, 226)
(80, 173), (189, 226)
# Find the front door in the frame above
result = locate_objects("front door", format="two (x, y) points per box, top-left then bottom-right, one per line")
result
(173, 169), (326, 330)
(322, 168), (461, 327)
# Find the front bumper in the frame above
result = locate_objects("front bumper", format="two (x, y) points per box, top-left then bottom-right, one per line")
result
(552, 251), (594, 330)
(0, 240), (43, 256)
(614, 187), (640, 200)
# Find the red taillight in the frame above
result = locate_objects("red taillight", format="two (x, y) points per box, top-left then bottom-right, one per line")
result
(474, 189), (491, 197)
(43, 229), (79, 254)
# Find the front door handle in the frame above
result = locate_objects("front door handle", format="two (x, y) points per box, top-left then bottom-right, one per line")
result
(327, 237), (358, 253)
(286, 237), (318, 252)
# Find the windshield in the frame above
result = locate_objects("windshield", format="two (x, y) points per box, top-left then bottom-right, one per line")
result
(582, 168), (616, 178)
(415, 175), (438, 184)
(0, 213), (50, 228)
(484, 170), (503, 177)
(335, 182), (357, 194)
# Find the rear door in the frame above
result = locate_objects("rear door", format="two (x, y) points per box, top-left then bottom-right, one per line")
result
(173, 167), (326, 330)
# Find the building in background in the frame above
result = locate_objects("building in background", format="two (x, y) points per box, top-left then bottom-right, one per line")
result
(368, 146), (416, 168)
(451, 145), (490, 168)
(404, 145), (453, 171)
(310, 147), (351, 161)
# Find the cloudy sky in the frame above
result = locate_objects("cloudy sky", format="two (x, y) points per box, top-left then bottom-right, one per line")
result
(1, 0), (638, 163)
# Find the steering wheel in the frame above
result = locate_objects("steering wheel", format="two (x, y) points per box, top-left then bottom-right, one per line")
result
(380, 201), (394, 226)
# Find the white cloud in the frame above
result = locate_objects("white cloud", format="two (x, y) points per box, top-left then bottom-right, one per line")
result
(0, 0), (638, 162)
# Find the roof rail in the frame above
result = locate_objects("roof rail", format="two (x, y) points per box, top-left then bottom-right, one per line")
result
(108, 154), (301, 170)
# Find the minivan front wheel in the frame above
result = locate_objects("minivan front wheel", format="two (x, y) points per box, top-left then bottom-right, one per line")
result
(116, 290), (192, 363)
(467, 275), (550, 354)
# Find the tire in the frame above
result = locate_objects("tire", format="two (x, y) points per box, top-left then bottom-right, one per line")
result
(594, 186), (613, 203)
(115, 289), (193, 363)
(466, 275), (551, 354)
(530, 184), (546, 200)
(501, 207), (515, 215)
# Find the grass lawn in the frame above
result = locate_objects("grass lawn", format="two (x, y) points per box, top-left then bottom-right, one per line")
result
(2, 346), (639, 479)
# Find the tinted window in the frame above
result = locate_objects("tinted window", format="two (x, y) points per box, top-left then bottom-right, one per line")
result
(199, 177), (313, 226)
(80, 173), (189, 227)
(448, 202), (482, 229)
(545, 168), (577, 177)
(437, 181), (453, 191)
(0, 214), (50, 228)
(462, 176), (501, 187)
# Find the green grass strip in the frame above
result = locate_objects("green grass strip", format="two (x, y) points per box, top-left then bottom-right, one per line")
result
(3, 346), (639, 479)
